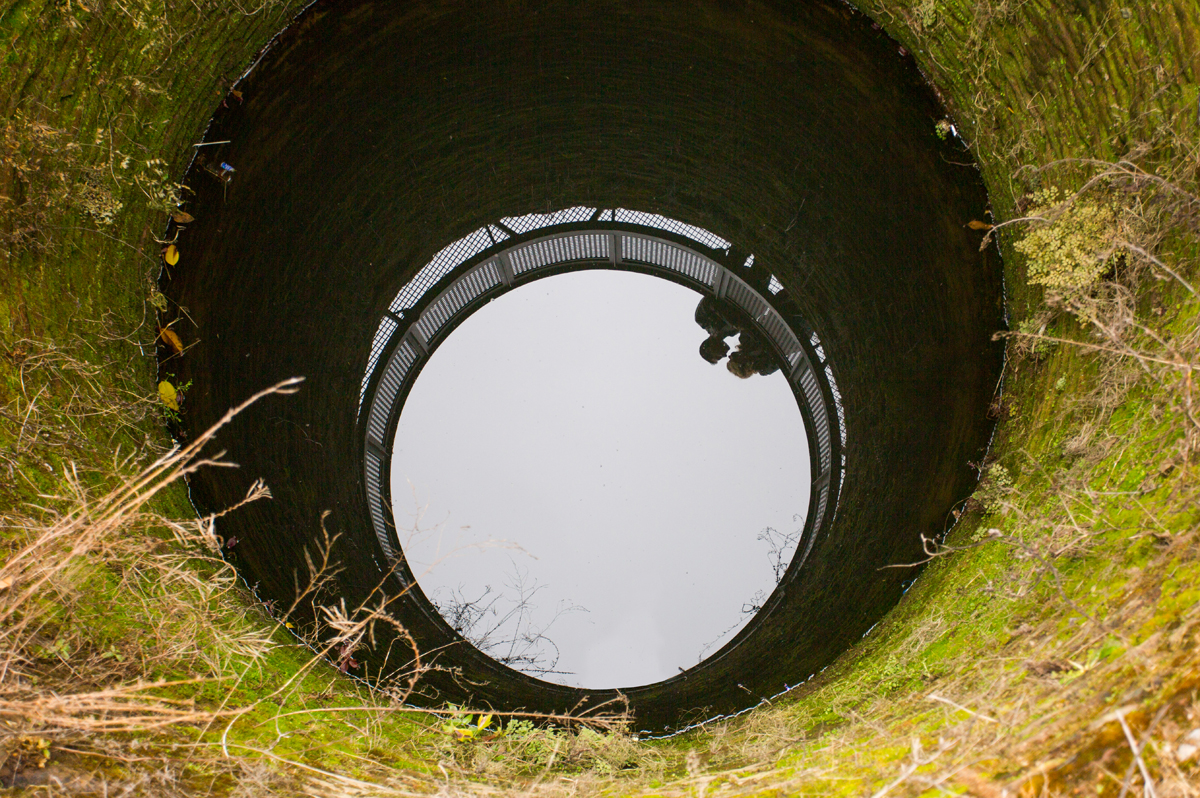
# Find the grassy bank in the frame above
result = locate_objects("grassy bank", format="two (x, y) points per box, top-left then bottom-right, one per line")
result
(2, 0), (1199, 795)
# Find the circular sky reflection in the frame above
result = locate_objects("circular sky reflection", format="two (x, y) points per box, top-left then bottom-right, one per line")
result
(391, 270), (810, 688)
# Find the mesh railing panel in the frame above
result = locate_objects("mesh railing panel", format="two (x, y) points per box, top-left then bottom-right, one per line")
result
(759, 308), (802, 363)
(724, 276), (768, 320)
(809, 333), (827, 362)
(799, 365), (831, 472)
(825, 363), (847, 445)
(367, 339), (417, 446)
(364, 449), (396, 560)
(389, 226), (493, 314)
(813, 484), (829, 532)
(414, 260), (503, 342)
(619, 235), (717, 286)
(509, 233), (609, 274)
(614, 208), (732, 250)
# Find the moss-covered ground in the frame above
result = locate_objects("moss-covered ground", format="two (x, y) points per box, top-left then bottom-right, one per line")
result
(2, 0), (1199, 795)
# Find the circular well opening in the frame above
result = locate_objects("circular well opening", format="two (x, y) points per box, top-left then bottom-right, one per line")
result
(392, 268), (811, 688)
(167, 0), (1002, 730)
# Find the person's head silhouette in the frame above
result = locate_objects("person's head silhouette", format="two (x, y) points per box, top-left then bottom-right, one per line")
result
(727, 350), (757, 378)
(700, 335), (730, 364)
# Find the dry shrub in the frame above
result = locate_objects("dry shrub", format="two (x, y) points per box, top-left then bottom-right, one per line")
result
(998, 158), (1200, 473)
(0, 112), (81, 252)
(1010, 309), (1058, 360)
(1061, 417), (1107, 461)
(1007, 156), (1199, 296)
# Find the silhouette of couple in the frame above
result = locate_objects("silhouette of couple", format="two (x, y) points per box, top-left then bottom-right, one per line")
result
(694, 296), (780, 378)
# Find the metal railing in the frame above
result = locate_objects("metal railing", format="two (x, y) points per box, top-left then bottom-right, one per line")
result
(359, 215), (846, 582)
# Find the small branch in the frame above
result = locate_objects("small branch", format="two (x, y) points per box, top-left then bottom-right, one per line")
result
(928, 693), (998, 723)
(999, 530), (1102, 628)
(980, 213), (1053, 248)
(1115, 709), (1157, 798)
(995, 330), (1197, 371)
(878, 531), (1000, 569)
(1119, 241), (1197, 297)
(868, 737), (956, 798)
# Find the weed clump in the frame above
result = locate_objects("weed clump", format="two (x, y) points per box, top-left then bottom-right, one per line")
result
(75, 170), (123, 225)
(1013, 187), (1123, 291)
(135, 158), (187, 216)
(914, 0), (937, 30)
(970, 463), (1013, 525)
(1014, 316), (1056, 358)
(1, 114), (80, 250)
(436, 715), (644, 778)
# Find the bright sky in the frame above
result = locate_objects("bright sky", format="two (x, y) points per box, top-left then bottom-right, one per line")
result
(391, 270), (810, 688)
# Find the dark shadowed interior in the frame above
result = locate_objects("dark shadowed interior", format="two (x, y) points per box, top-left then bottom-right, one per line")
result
(164, 0), (1003, 731)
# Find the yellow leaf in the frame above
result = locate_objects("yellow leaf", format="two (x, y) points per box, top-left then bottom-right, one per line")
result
(158, 326), (184, 355)
(164, 244), (180, 265)
(478, 714), (493, 730)
(158, 381), (179, 411)
(170, 210), (195, 224)
(285, 622), (294, 629)
(967, 220), (993, 231)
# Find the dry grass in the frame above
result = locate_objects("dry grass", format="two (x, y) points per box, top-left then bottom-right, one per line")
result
(0, 377), (412, 793)
(0, 381), (300, 737)
(0, 334), (163, 485)
(0, 374), (639, 794)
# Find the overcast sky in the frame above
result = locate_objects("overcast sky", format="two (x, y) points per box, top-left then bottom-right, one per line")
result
(391, 270), (810, 688)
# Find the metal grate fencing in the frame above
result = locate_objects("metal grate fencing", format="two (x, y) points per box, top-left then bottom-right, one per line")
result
(364, 450), (397, 560)
(366, 338), (418, 446)
(360, 316), (399, 405)
(798, 364), (832, 473)
(614, 209), (731, 250)
(500, 206), (597, 234)
(389, 227), (493, 315)
(724, 274), (768, 320)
